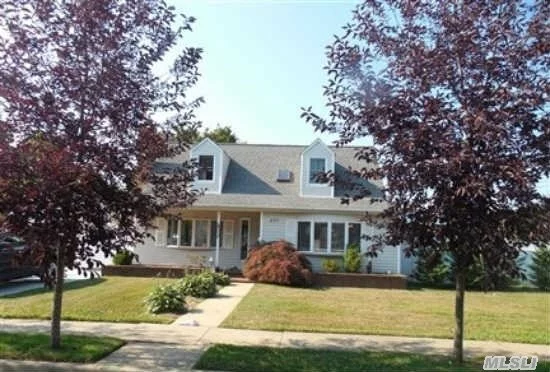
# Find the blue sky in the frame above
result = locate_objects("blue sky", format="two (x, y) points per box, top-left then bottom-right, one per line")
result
(173, 0), (361, 146)
(171, 0), (549, 195)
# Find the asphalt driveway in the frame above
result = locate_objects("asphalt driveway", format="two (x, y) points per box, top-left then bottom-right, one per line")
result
(0, 277), (43, 297)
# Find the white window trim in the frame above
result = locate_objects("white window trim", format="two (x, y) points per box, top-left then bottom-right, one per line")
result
(179, 219), (193, 248)
(194, 219), (210, 248)
(165, 217), (234, 250)
(312, 222), (329, 253)
(197, 155), (215, 182)
(166, 218), (180, 248)
(331, 222), (346, 253)
(308, 157), (327, 186)
(297, 220), (362, 254)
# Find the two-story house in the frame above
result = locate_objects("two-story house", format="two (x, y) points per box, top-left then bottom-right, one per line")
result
(134, 138), (404, 274)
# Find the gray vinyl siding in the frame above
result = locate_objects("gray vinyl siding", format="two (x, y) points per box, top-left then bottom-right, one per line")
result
(261, 214), (287, 242)
(370, 246), (400, 274)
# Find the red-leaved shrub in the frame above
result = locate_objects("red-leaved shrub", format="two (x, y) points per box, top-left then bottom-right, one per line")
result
(243, 240), (313, 287)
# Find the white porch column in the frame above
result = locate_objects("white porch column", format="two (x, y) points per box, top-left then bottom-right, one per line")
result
(259, 211), (264, 241)
(215, 211), (221, 267)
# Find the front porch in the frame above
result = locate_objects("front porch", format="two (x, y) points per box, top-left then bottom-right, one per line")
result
(134, 209), (261, 270)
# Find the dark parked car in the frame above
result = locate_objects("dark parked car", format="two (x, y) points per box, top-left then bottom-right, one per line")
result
(0, 234), (42, 281)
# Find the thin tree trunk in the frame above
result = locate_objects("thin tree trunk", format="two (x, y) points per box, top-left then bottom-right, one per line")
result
(454, 269), (466, 363)
(51, 244), (65, 349)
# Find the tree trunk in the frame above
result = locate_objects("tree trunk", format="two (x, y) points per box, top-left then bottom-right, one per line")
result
(51, 244), (65, 349)
(454, 269), (466, 363)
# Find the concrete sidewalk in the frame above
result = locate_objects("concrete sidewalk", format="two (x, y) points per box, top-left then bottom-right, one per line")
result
(0, 342), (208, 372)
(1, 317), (549, 360)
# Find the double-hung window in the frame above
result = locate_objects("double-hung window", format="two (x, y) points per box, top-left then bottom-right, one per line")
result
(167, 218), (179, 246)
(194, 220), (209, 247)
(331, 223), (345, 252)
(309, 158), (326, 183)
(348, 223), (361, 247)
(198, 155), (214, 180)
(313, 222), (328, 252)
(180, 220), (193, 246)
(297, 222), (311, 251)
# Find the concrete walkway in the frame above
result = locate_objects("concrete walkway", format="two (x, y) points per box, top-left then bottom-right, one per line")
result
(174, 282), (254, 327)
(1, 282), (549, 371)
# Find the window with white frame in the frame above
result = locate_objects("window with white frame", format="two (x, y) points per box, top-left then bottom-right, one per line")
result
(331, 223), (345, 252)
(348, 223), (361, 247)
(297, 221), (311, 251)
(297, 221), (361, 253)
(313, 222), (328, 252)
(198, 155), (214, 180)
(194, 220), (209, 247)
(309, 158), (326, 183)
(180, 220), (192, 246)
(165, 218), (233, 249)
(167, 219), (179, 246)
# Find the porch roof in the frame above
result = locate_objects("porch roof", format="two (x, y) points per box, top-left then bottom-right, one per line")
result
(187, 193), (388, 213)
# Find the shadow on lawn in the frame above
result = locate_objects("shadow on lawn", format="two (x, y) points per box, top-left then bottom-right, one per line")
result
(284, 336), (538, 361)
(1, 278), (106, 299)
(406, 281), (542, 293)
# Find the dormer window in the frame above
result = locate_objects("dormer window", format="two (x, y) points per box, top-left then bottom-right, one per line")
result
(309, 158), (326, 183)
(198, 155), (214, 180)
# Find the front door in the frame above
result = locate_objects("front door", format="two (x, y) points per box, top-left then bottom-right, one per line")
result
(240, 218), (250, 260)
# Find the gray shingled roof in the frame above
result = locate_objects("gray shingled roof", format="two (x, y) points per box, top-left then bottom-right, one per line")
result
(155, 143), (387, 213)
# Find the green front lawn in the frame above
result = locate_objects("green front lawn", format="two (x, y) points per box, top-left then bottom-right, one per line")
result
(0, 332), (124, 363)
(196, 344), (544, 372)
(221, 284), (549, 344)
(0, 276), (178, 324)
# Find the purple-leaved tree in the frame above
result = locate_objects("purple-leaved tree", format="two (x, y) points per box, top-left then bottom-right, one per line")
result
(0, 0), (202, 348)
(303, 0), (550, 363)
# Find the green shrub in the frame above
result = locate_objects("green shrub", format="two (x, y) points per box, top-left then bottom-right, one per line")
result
(176, 273), (218, 298)
(223, 266), (242, 276)
(210, 272), (231, 286)
(530, 245), (550, 290)
(144, 284), (187, 314)
(412, 252), (450, 286)
(322, 259), (341, 273)
(112, 250), (136, 265)
(343, 244), (361, 273)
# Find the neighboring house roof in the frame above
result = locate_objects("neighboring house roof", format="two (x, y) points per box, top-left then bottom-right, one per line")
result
(155, 142), (387, 213)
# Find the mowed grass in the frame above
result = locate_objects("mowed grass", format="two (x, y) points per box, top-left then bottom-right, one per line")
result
(0, 332), (125, 363)
(0, 276), (178, 324)
(221, 284), (550, 344)
(196, 344), (550, 372)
